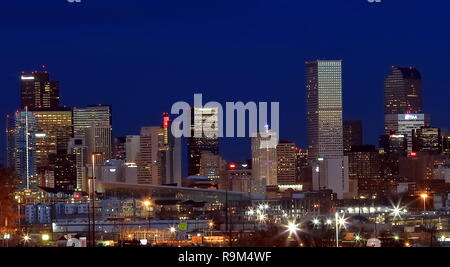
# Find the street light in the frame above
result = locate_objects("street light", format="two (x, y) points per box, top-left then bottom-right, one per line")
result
(90, 151), (103, 248)
(420, 193), (428, 212)
(143, 199), (153, 242)
(335, 212), (348, 247)
(285, 220), (300, 238)
(41, 234), (50, 241)
(312, 218), (320, 228)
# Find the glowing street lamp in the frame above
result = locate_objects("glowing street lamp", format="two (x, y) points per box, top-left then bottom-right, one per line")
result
(143, 199), (152, 208)
(312, 218), (320, 228)
(169, 227), (176, 233)
(420, 193), (428, 212)
(335, 212), (348, 247)
(257, 213), (267, 223)
(285, 220), (300, 238)
(41, 234), (50, 241)
(23, 235), (31, 242)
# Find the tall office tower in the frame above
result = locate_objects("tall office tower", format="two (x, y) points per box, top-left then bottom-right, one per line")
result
(50, 153), (77, 190)
(276, 141), (297, 186)
(379, 134), (407, 180)
(251, 128), (277, 186)
(6, 114), (16, 169)
(188, 107), (219, 176)
(199, 151), (227, 180)
(20, 71), (60, 109)
(384, 114), (429, 152)
(347, 145), (382, 198)
(125, 135), (140, 163)
(137, 126), (162, 184)
(113, 136), (126, 160)
(306, 60), (349, 198)
(159, 113), (182, 186)
(306, 60), (344, 160)
(85, 125), (112, 164)
(32, 107), (73, 183)
(68, 138), (87, 191)
(73, 105), (112, 138)
(295, 148), (312, 190)
(412, 126), (442, 154)
(343, 120), (363, 152)
(384, 66), (422, 115)
(12, 109), (39, 191)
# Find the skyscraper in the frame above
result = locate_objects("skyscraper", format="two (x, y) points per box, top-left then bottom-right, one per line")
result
(125, 135), (140, 163)
(159, 113), (182, 186)
(343, 120), (363, 152)
(137, 126), (161, 184)
(384, 66), (422, 115)
(32, 107), (73, 187)
(347, 145), (382, 198)
(251, 128), (277, 186)
(73, 105), (112, 138)
(276, 141), (297, 185)
(306, 60), (344, 160)
(188, 107), (219, 176)
(67, 137), (88, 191)
(11, 109), (39, 191)
(85, 125), (112, 164)
(305, 60), (349, 199)
(20, 71), (59, 109)
(199, 151), (227, 180)
(412, 126), (442, 154)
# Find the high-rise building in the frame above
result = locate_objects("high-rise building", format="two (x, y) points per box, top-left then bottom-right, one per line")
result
(20, 71), (59, 109)
(412, 126), (442, 154)
(113, 136), (126, 160)
(384, 114), (429, 152)
(188, 107), (219, 176)
(85, 125), (112, 164)
(306, 60), (344, 160)
(125, 135), (140, 163)
(379, 134), (407, 180)
(251, 128), (277, 186)
(73, 105), (112, 138)
(276, 141), (297, 185)
(11, 109), (39, 191)
(347, 145), (382, 198)
(384, 66), (422, 115)
(137, 126), (162, 184)
(159, 113), (182, 186)
(199, 151), (227, 180)
(343, 120), (363, 152)
(68, 138), (87, 191)
(50, 153), (77, 190)
(32, 107), (73, 181)
(306, 60), (349, 199)
(220, 162), (266, 196)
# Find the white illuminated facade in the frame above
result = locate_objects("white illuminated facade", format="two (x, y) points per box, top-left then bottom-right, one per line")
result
(384, 113), (429, 152)
(251, 129), (278, 186)
(306, 60), (350, 199)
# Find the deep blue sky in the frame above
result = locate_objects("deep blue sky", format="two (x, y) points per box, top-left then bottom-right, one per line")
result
(1, 0), (450, 166)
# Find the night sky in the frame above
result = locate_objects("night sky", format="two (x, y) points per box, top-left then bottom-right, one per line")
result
(1, 0), (450, 167)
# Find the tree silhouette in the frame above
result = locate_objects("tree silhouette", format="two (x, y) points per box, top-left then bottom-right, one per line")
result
(0, 167), (19, 235)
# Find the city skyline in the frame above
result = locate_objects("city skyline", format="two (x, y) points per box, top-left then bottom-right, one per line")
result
(2, 0), (450, 250)
(2, 0), (450, 164)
